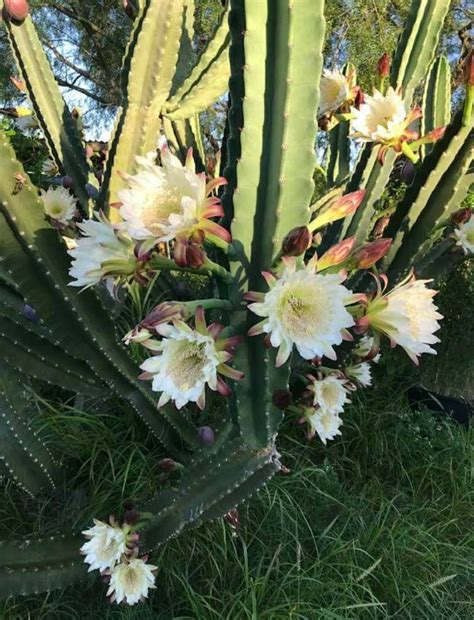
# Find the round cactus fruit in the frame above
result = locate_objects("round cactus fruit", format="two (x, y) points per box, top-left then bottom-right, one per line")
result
(198, 426), (215, 446)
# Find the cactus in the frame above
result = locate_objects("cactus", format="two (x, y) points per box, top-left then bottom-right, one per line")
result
(421, 55), (451, 158)
(0, 0), (470, 604)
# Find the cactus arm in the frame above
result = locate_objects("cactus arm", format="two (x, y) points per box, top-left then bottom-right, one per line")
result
(223, 1), (325, 448)
(102, 0), (185, 212)
(140, 439), (280, 549)
(3, 14), (89, 209)
(0, 534), (86, 599)
(390, 0), (451, 101)
(0, 364), (58, 495)
(0, 319), (105, 397)
(327, 120), (351, 188)
(421, 55), (451, 158)
(165, 4), (230, 121)
(170, 0), (196, 97)
(384, 108), (473, 280)
(166, 116), (206, 171)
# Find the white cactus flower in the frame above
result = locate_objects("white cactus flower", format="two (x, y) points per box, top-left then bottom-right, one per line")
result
(140, 322), (222, 410)
(107, 557), (157, 606)
(246, 257), (359, 366)
(310, 375), (350, 414)
(41, 186), (76, 224)
(366, 276), (443, 364)
(306, 408), (343, 445)
(41, 158), (59, 177)
(318, 68), (351, 117)
(15, 113), (39, 132)
(80, 519), (128, 572)
(353, 335), (381, 363)
(346, 361), (372, 387)
(453, 217), (474, 254)
(68, 215), (135, 289)
(117, 147), (228, 248)
(351, 87), (415, 144)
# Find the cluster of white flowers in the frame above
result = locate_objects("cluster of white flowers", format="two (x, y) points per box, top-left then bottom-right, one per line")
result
(81, 519), (157, 606)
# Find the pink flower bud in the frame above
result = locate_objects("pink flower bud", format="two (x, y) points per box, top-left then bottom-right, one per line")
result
(174, 239), (206, 269)
(317, 236), (356, 271)
(451, 207), (472, 226)
(310, 190), (366, 231)
(352, 238), (392, 269)
(4, 0), (29, 21)
(377, 53), (391, 79)
(282, 226), (312, 256)
(464, 50), (474, 87)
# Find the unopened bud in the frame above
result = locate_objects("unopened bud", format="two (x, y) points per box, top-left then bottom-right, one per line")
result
(22, 303), (39, 322)
(122, 0), (138, 18)
(377, 53), (391, 79)
(282, 226), (312, 256)
(158, 458), (180, 472)
(174, 239), (206, 269)
(317, 236), (356, 271)
(198, 426), (215, 446)
(309, 190), (366, 231)
(354, 87), (365, 109)
(62, 176), (74, 190)
(464, 50), (474, 88)
(352, 238), (392, 269)
(401, 160), (416, 184)
(4, 0), (29, 21)
(451, 207), (472, 226)
(272, 389), (293, 410)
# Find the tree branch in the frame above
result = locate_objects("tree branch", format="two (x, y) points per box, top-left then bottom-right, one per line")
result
(55, 77), (112, 105)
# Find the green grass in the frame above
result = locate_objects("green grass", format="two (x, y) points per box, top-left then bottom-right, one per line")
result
(1, 371), (472, 619)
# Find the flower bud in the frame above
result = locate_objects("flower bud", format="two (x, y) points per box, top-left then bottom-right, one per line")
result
(377, 52), (391, 79)
(4, 0), (29, 21)
(309, 190), (366, 231)
(139, 302), (185, 331)
(317, 236), (356, 271)
(401, 160), (416, 184)
(352, 238), (392, 269)
(272, 389), (293, 410)
(174, 239), (206, 269)
(158, 458), (179, 472)
(23, 303), (39, 322)
(281, 226), (312, 256)
(451, 207), (472, 226)
(62, 176), (74, 190)
(122, 0), (138, 18)
(464, 50), (474, 88)
(198, 426), (215, 446)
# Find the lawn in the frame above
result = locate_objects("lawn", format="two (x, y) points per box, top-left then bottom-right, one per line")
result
(1, 367), (472, 619)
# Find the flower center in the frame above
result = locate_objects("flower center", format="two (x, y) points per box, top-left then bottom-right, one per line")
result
(141, 190), (182, 235)
(123, 565), (140, 591)
(166, 340), (208, 391)
(278, 284), (331, 342)
(321, 384), (340, 409)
